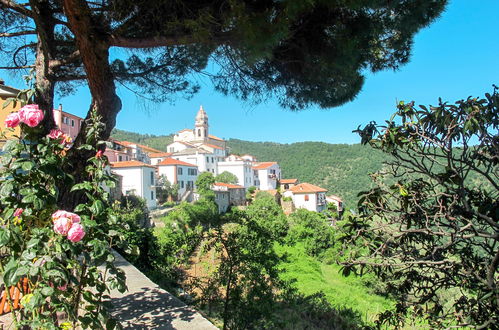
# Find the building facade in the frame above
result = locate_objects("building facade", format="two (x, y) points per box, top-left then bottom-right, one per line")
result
(284, 182), (328, 213)
(53, 105), (84, 142)
(218, 156), (255, 188)
(253, 162), (281, 190)
(111, 160), (157, 209)
(157, 158), (198, 200)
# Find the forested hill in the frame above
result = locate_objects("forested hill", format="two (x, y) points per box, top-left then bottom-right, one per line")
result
(227, 139), (386, 208)
(111, 129), (174, 151)
(110, 129), (387, 208)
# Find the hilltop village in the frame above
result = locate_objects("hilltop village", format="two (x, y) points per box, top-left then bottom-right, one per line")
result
(1, 82), (343, 215)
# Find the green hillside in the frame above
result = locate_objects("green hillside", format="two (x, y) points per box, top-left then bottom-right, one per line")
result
(227, 139), (386, 208)
(110, 129), (387, 208)
(111, 128), (174, 151)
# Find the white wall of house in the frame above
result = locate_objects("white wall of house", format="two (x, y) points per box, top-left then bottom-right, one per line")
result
(167, 141), (190, 153)
(174, 129), (195, 142)
(150, 157), (164, 165)
(218, 160), (254, 188)
(287, 191), (327, 212)
(157, 164), (198, 198)
(175, 153), (217, 175)
(112, 166), (157, 209)
(256, 164), (281, 190)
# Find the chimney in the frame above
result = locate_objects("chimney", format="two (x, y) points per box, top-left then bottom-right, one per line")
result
(58, 104), (62, 111)
(0, 78), (4, 85)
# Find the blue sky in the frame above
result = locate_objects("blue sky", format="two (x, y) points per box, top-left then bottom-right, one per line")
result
(2, 0), (498, 144)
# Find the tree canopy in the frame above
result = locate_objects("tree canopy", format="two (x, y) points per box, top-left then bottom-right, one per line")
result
(215, 171), (239, 185)
(344, 89), (499, 328)
(1, 0), (447, 206)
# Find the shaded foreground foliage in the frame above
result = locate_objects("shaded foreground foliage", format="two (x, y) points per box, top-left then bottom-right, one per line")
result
(344, 89), (499, 328)
(144, 194), (388, 329)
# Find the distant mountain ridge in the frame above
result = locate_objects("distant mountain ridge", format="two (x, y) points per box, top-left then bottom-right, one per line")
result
(111, 129), (385, 208)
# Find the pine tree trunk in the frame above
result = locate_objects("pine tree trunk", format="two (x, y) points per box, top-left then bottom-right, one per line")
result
(58, 0), (122, 209)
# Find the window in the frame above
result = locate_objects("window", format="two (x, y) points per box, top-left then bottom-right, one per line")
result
(180, 181), (184, 188)
(178, 167), (183, 175)
(169, 147), (174, 152)
(206, 157), (209, 163)
(118, 155), (123, 161)
(71, 119), (75, 127)
(150, 172), (154, 185)
(211, 157), (214, 163)
(304, 195), (309, 201)
(151, 191), (154, 200)
(198, 129), (201, 137)
(188, 168), (197, 176)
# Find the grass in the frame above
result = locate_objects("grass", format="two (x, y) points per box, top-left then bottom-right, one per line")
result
(275, 243), (394, 325)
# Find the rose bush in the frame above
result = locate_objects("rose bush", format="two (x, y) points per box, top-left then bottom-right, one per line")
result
(0, 98), (127, 329)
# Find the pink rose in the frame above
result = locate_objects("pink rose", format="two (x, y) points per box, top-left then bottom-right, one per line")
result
(5, 112), (20, 128)
(48, 129), (64, 139)
(19, 104), (44, 127)
(13, 208), (23, 217)
(53, 216), (73, 235)
(52, 210), (80, 223)
(67, 223), (85, 243)
(96, 150), (103, 158)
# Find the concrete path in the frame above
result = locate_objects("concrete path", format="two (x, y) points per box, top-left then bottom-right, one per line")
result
(110, 252), (217, 329)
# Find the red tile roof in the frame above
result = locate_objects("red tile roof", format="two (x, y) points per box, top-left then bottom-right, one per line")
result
(214, 182), (244, 189)
(290, 183), (328, 194)
(280, 179), (298, 184)
(111, 160), (156, 169)
(178, 128), (192, 133)
(209, 134), (223, 141)
(149, 152), (172, 158)
(157, 158), (197, 167)
(252, 162), (278, 170)
(202, 143), (223, 150)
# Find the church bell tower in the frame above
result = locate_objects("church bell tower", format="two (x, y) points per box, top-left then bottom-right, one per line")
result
(195, 105), (208, 141)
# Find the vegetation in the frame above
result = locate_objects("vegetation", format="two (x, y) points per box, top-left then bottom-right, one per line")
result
(152, 192), (393, 329)
(195, 172), (216, 200)
(215, 171), (239, 185)
(110, 129), (173, 151)
(0, 104), (126, 328)
(343, 90), (499, 328)
(156, 175), (178, 203)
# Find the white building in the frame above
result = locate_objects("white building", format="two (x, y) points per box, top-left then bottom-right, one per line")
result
(111, 160), (157, 209)
(157, 158), (198, 200)
(149, 152), (173, 165)
(284, 182), (328, 213)
(218, 155), (255, 188)
(171, 148), (218, 175)
(252, 162), (281, 190)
